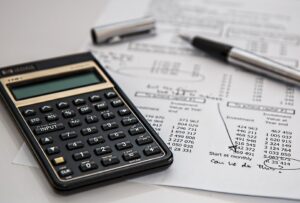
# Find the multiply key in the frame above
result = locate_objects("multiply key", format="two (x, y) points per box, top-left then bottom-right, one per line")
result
(34, 123), (64, 135)
(129, 125), (145, 135)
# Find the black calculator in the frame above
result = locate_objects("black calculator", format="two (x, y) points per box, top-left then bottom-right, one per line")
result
(0, 53), (173, 190)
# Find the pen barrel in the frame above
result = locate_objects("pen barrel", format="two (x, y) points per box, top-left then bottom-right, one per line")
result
(228, 48), (300, 86)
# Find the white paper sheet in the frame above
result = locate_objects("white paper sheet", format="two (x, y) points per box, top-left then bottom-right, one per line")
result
(13, 0), (300, 200)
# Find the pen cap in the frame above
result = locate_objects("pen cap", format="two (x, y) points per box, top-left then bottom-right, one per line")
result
(91, 16), (156, 44)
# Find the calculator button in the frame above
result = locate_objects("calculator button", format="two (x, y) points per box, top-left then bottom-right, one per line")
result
(116, 141), (133, 150)
(136, 135), (153, 145)
(60, 131), (77, 140)
(94, 146), (112, 156)
(111, 99), (123, 107)
(23, 109), (36, 117)
(46, 146), (60, 155)
(101, 111), (115, 120)
(34, 123), (65, 135)
(95, 102), (108, 111)
(53, 156), (65, 165)
(105, 91), (117, 99)
(58, 168), (73, 177)
(87, 136), (105, 145)
(108, 131), (126, 140)
(79, 106), (92, 115)
(73, 151), (91, 161)
(118, 108), (131, 116)
(129, 125), (145, 135)
(101, 156), (120, 166)
(123, 151), (141, 161)
(102, 122), (118, 131)
(39, 136), (53, 145)
(40, 105), (53, 113)
(89, 95), (101, 102)
(85, 115), (99, 124)
(144, 145), (161, 156)
(121, 116), (138, 126)
(62, 109), (76, 118)
(45, 113), (59, 122)
(67, 140), (84, 150)
(57, 101), (69, 109)
(73, 98), (86, 106)
(79, 161), (98, 172)
(28, 117), (42, 126)
(68, 118), (82, 127)
(81, 126), (98, 136)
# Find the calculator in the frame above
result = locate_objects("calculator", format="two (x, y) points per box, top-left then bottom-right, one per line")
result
(0, 52), (173, 190)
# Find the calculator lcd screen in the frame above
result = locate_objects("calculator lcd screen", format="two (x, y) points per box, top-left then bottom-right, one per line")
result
(10, 70), (105, 100)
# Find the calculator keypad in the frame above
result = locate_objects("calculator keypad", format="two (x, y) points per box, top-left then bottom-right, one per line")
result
(20, 88), (165, 180)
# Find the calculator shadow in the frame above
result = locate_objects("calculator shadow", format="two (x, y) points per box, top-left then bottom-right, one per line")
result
(53, 165), (168, 196)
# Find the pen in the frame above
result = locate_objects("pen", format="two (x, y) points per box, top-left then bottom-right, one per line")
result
(179, 33), (300, 86)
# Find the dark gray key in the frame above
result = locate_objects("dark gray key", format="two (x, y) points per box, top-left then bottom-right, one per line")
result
(123, 151), (141, 161)
(116, 141), (133, 150)
(79, 161), (98, 172)
(73, 151), (91, 161)
(67, 140), (84, 150)
(60, 131), (77, 140)
(34, 123), (65, 135)
(101, 156), (120, 166)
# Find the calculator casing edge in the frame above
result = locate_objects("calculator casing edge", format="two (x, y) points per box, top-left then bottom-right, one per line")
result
(0, 52), (173, 191)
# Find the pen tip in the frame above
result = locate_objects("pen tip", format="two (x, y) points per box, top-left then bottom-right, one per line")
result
(178, 33), (193, 43)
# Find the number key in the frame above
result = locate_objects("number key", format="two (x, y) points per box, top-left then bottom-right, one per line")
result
(94, 146), (112, 156)
(67, 140), (84, 150)
(116, 141), (133, 150)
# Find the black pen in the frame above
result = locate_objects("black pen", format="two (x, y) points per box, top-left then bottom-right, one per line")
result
(179, 34), (300, 86)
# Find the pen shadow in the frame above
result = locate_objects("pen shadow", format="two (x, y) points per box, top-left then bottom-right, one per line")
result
(93, 33), (157, 47)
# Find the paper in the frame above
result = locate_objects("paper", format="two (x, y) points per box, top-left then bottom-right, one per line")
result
(13, 0), (300, 200)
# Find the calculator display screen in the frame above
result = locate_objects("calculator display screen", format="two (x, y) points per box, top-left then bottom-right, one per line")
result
(10, 70), (105, 100)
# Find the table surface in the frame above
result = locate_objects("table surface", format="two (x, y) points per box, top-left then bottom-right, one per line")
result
(0, 1), (298, 202)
